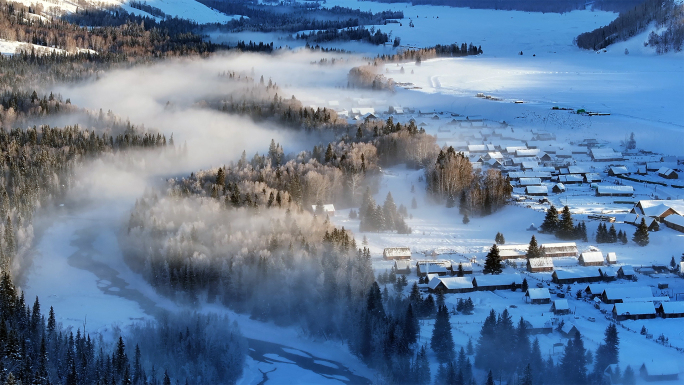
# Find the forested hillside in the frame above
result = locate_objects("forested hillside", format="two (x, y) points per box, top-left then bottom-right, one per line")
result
(576, 0), (683, 52)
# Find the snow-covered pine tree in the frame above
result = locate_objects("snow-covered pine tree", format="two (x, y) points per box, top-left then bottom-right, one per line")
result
(633, 218), (650, 246)
(540, 205), (559, 234)
(483, 244), (502, 274)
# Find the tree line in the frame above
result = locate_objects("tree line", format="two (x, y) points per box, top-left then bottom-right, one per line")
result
(0, 272), (246, 384)
(296, 25), (391, 45)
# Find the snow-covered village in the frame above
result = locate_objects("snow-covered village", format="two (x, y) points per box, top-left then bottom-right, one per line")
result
(0, 0), (682, 383)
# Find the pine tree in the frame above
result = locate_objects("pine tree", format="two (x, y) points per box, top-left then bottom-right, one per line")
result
(446, 194), (455, 208)
(485, 370), (494, 385)
(594, 323), (619, 377)
(495, 232), (505, 245)
(404, 304), (418, 345)
(633, 218), (650, 246)
(466, 338), (474, 355)
(483, 244), (502, 274)
(623, 365), (636, 385)
(526, 235), (541, 259)
(522, 278), (529, 292)
(671, 256), (677, 270)
(463, 297), (474, 315)
(521, 363), (533, 385)
(556, 206), (575, 240)
(540, 205), (559, 234)
(462, 213), (470, 224)
(431, 305), (455, 362)
(608, 224), (617, 243)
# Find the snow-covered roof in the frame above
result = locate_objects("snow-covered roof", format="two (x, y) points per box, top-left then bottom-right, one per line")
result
(603, 286), (653, 301)
(584, 173), (602, 181)
(383, 247), (411, 257)
(559, 175), (583, 183)
(528, 257), (553, 268)
(526, 288), (551, 300)
(473, 274), (523, 287)
(525, 186), (548, 195)
(606, 252), (617, 262)
(640, 361), (680, 376)
(597, 185), (634, 194)
(516, 149), (540, 157)
(619, 265), (635, 275)
(659, 302), (684, 315)
(586, 284), (608, 295)
(579, 251), (604, 263)
(508, 171), (551, 179)
(664, 215), (684, 227)
(553, 183), (566, 191)
(416, 260), (451, 267)
(553, 267), (602, 280)
(561, 322), (578, 334)
(521, 161), (539, 169)
(590, 147), (623, 160)
(429, 277), (474, 291)
(394, 260), (412, 270)
(609, 166), (629, 174)
(541, 242), (578, 254)
(487, 151), (504, 159)
(568, 166), (588, 174)
(641, 204), (675, 217)
(519, 178), (542, 186)
(553, 299), (570, 310)
(600, 266), (617, 277)
(468, 144), (487, 152)
(612, 302), (656, 316)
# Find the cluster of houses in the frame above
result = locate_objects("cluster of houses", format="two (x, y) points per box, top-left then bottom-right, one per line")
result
(623, 199), (684, 234)
(525, 284), (684, 320)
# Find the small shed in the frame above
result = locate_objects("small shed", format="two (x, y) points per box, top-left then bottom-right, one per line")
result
(579, 251), (604, 266)
(383, 247), (412, 260)
(525, 288), (551, 304)
(639, 361), (679, 382)
(617, 265), (635, 280)
(657, 167), (678, 179)
(527, 257), (554, 273)
(608, 166), (629, 176)
(552, 183), (566, 193)
(605, 252), (617, 265)
(394, 260), (412, 275)
(560, 322), (580, 338)
(613, 302), (656, 321)
(551, 299), (571, 315)
(657, 302), (684, 318)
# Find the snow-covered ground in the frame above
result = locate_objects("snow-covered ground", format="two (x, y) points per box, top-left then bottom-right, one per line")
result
(0, 38), (96, 56)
